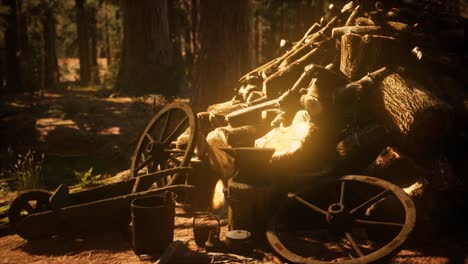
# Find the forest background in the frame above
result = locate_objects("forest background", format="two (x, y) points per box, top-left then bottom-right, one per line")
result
(0, 0), (465, 191)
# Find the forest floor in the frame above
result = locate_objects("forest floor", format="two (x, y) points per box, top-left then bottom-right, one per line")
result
(0, 87), (177, 189)
(0, 89), (467, 263)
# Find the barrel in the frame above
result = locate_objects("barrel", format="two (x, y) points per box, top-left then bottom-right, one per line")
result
(130, 192), (177, 255)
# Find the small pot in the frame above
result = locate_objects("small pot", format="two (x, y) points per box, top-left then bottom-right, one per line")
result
(225, 230), (252, 254)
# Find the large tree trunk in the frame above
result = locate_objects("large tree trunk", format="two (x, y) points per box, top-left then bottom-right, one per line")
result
(42, 8), (60, 90)
(103, 1), (112, 66)
(192, 0), (255, 111)
(76, 0), (91, 86)
(4, 0), (34, 92)
(115, 0), (174, 95)
(4, 0), (21, 91)
(190, 0), (199, 59)
(89, 6), (100, 84)
(0, 46), (3, 90)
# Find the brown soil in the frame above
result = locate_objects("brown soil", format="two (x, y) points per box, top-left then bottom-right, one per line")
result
(1, 90), (467, 263)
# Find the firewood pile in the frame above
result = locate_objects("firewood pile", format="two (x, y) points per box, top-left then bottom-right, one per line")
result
(191, 0), (465, 198)
(174, 2), (466, 261)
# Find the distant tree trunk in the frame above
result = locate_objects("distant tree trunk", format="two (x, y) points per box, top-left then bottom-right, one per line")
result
(0, 47), (3, 90)
(190, 0), (199, 57)
(4, 0), (33, 91)
(42, 8), (60, 90)
(192, 0), (255, 111)
(76, 0), (91, 86)
(103, 0), (112, 65)
(115, 0), (174, 95)
(167, 0), (183, 95)
(89, 6), (100, 84)
(4, 0), (21, 91)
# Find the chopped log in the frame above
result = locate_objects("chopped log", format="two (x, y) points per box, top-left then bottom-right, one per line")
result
(238, 21), (322, 83)
(304, 64), (350, 115)
(256, 110), (313, 158)
(345, 5), (362, 26)
(332, 26), (382, 39)
(226, 99), (279, 127)
(340, 33), (398, 80)
(370, 73), (453, 154)
(355, 17), (375, 26)
(363, 146), (429, 186)
(263, 39), (334, 98)
(237, 84), (261, 102)
(278, 16), (338, 70)
(334, 67), (391, 106)
(362, 146), (431, 231)
(335, 125), (389, 173)
(227, 179), (272, 236)
(277, 1), (355, 71)
(385, 21), (410, 33)
(207, 100), (246, 116)
(196, 112), (228, 134)
(339, 33), (363, 80)
(215, 126), (258, 147)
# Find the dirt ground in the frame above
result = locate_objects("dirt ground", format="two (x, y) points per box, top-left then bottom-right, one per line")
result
(1, 90), (467, 263)
(0, 207), (466, 264)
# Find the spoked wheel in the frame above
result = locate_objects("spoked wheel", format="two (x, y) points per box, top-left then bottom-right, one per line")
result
(267, 175), (416, 264)
(130, 102), (198, 186)
(8, 190), (52, 239)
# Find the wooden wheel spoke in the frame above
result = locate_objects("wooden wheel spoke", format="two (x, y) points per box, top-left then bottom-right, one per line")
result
(145, 133), (156, 143)
(23, 202), (35, 214)
(267, 176), (416, 264)
(159, 110), (171, 142)
(130, 103), (197, 183)
(163, 116), (188, 145)
(134, 155), (154, 173)
(289, 193), (328, 216)
(345, 232), (365, 257)
(349, 189), (390, 214)
(163, 148), (186, 154)
(36, 200), (49, 211)
(354, 219), (404, 227)
(339, 181), (345, 205)
(168, 156), (181, 165)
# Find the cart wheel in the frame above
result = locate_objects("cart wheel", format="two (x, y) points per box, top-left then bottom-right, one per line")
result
(8, 190), (52, 234)
(266, 175), (416, 264)
(130, 102), (198, 186)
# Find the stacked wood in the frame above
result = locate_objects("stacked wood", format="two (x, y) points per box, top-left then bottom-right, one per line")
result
(183, 0), (464, 234)
(370, 73), (453, 154)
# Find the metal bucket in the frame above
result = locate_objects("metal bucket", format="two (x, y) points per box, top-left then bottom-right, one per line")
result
(130, 192), (177, 255)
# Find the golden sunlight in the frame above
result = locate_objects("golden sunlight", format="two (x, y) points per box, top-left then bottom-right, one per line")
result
(211, 179), (225, 211)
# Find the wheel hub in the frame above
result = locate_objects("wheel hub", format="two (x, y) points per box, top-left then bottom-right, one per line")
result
(326, 203), (353, 231)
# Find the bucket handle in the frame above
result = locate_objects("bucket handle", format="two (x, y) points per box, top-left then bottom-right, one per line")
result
(192, 212), (220, 237)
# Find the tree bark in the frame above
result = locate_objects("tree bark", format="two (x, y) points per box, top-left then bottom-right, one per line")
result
(42, 8), (60, 90)
(340, 33), (397, 80)
(89, 5), (100, 84)
(115, 0), (174, 95)
(4, 0), (34, 92)
(192, 0), (255, 111)
(76, 0), (91, 86)
(190, 0), (199, 58)
(4, 0), (21, 91)
(370, 73), (453, 155)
